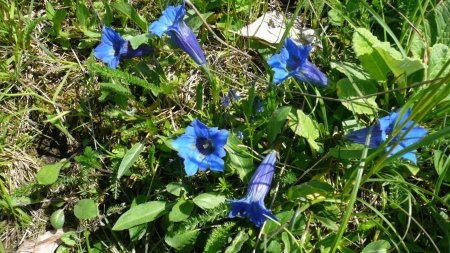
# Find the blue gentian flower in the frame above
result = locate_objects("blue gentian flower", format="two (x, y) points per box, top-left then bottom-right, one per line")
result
(346, 108), (428, 164)
(254, 96), (264, 113)
(237, 131), (244, 140)
(267, 38), (328, 86)
(172, 119), (229, 176)
(223, 88), (241, 107)
(149, 3), (207, 65)
(228, 151), (278, 227)
(94, 26), (152, 69)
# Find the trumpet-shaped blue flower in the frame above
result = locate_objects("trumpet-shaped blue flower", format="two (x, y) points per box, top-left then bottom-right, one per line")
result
(267, 38), (328, 86)
(228, 151), (278, 227)
(94, 26), (152, 69)
(346, 108), (428, 164)
(149, 3), (207, 65)
(172, 119), (229, 176)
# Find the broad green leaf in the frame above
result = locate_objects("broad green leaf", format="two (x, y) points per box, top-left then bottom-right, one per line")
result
(267, 106), (292, 145)
(129, 196), (147, 241)
(165, 229), (199, 250)
(112, 201), (170, 230)
(287, 109), (321, 151)
(117, 142), (145, 179)
(288, 181), (334, 201)
(353, 28), (423, 82)
(74, 199), (98, 220)
(263, 211), (293, 235)
(128, 34), (150, 49)
(373, 42), (423, 81)
(193, 192), (226, 210)
(50, 209), (65, 229)
(168, 200), (194, 222)
(361, 240), (391, 253)
(166, 182), (188, 196)
(353, 28), (390, 81)
(225, 134), (254, 182)
(428, 44), (450, 80)
(282, 232), (301, 253)
(36, 159), (68, 185)
(111, 2), (147, 31)
(331, 61), (373, 81)
(224, 230), (249, 253)
(336, 78), (378, 115)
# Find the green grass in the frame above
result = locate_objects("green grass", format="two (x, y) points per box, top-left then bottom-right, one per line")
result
(0, 0), (449, 252)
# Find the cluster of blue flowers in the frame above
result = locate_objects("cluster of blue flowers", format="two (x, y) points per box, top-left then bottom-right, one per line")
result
(93, 2), (428, 227)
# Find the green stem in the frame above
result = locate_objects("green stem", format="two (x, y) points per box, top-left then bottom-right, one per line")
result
(330, 127), (372, 253)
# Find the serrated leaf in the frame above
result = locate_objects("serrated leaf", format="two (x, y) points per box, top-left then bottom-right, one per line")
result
(74, 199), (98, 220)
(100, 82), (134, 99)
(225, 134), (254, 182)
(267, 106), (292, 145)
(117, 142), (145, 179)
(165, 229), (199, 250)
(361, 240), (391, 253)
(336, 78), (378, 115)
(112, 201), (170, 230)
(36, 159), (67, 185)
(168, 200), (194, 222)
(111, 2), (147, 31)
(193, 192), (226, 210)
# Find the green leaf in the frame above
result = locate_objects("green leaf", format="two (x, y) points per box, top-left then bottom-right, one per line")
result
(165, 229), (199, 250)
(45, 2), (55, 20)
(193, 192), (226, 210)
(112, 201), (170, 230)
(353, 28), (423, 82)
(288, 181), (334, 201)
(336, 78), (378, 115)
(287, 109), (321, 151)
(353, 28), (390, 81)
(315, 216), (339, 231)
(224, 230), (249, 253)
(76, 3), (90, 29)
(267, 106), (292, 145)
(263, 211), (293, 235)
(428, 44), (450, 80)
(424, 1), (450, 45)
(36, 159), (68, 185)
(328, 9), (344, 26)
(74, 199), (98, 220)
(100, 82), (134, 99)
(128, 34), (150, 49)
(52, 9), (67, 36)
(111, 2), (147, 31)
(166, 182), (188, 196)
(225, 134), (254, 182)
(361, 240), (391, 253)
(50, 209), (65, 229)
(117, 142), (145, 179)
(168, 200), (194, 222)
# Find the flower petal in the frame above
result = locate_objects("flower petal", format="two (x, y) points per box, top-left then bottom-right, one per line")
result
(346, 125), (383, 148)
(285, 38), (310, 68)
(198, 154), (224, 172)
(292, 60), (328, 86)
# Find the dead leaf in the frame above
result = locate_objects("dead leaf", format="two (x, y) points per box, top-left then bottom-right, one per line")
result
(237, 11), (318, 45)
(17, 229), (68, 253)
